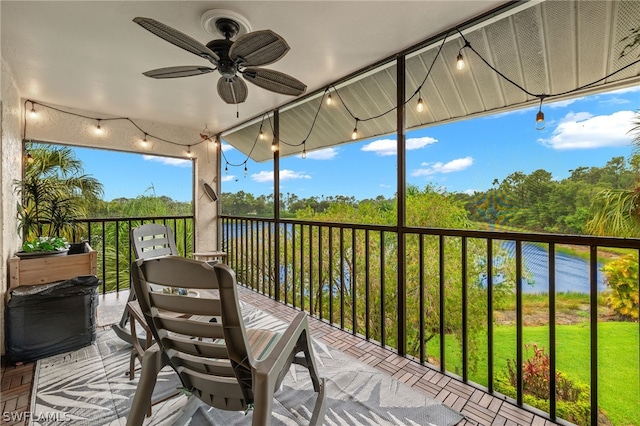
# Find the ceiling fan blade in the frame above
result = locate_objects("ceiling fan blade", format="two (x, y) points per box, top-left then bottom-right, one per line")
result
(229, 30), (290, 67)
(242, 68), (306, 96)
(143, 66), (216, 79)
(133, 17), (219, 64)
(217, 77), (248, 104)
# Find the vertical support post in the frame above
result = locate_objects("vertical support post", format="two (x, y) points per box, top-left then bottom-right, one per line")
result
(273, 110), (281, 301)
(590, 245), (599, 426)
(396, 54), (407, 357)
(216, 134), (222, 250)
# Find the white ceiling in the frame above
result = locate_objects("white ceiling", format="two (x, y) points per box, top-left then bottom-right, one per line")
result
(1, 1), (509, 135)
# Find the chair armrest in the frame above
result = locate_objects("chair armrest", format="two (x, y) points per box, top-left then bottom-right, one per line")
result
(254, 311), (309, 377)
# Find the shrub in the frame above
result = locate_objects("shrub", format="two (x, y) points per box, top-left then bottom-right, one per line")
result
(602, 255), (639, 320)
(498, 344), (592, 425)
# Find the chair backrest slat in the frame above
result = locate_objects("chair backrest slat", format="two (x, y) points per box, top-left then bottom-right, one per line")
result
(155, 316), (224, 340)
(149, 293), (222, 317)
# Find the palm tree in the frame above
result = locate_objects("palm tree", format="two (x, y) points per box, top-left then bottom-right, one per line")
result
(14, 143), (104, 241)
(586, 112), (640, 236)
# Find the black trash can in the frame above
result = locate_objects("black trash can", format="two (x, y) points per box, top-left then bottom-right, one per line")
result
(5, 275), (101, 364)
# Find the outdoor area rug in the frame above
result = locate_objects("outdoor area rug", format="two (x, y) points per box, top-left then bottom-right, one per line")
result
(31, 302), (464, 426)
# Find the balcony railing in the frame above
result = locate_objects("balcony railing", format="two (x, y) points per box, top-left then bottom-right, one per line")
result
(74, 215), (194, 293)
(220, 214), (640, 426)
(73, 213), (638, 425)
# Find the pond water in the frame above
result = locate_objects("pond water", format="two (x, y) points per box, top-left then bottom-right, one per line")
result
(501, 241), (606, 294)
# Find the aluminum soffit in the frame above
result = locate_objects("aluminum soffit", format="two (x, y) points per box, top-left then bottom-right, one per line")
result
(223, 0), (640, 162)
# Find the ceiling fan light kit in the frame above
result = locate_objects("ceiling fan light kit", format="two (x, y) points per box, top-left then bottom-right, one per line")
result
(133, 9), (306, 105)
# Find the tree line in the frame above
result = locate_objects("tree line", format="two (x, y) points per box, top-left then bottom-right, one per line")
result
(220, 154), (639, 236)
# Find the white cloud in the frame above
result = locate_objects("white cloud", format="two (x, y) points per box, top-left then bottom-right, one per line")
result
(221, 175), (236, 182)
(361, 136), (437, 156)
(251, 169), (311, 183)
(305, 147), (338, 160)
(143, 155), (191, 167)
(220, 142), (235, 152)
(538, 110), (635, 150)
(560, 111), (593, 123)
(463, 189), (476, 195)
(606, 85), (640, 95)
(412, 156), (474, 177)
(548, 98), (582, 109)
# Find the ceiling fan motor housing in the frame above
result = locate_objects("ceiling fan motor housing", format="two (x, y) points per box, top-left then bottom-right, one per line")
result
(206, 39), (237, 79)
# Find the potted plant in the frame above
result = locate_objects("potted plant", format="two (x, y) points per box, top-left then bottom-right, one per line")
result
(9, 143), (102, 289)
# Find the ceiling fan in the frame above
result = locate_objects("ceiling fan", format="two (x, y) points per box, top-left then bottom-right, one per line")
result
(133, 14), (307, 104)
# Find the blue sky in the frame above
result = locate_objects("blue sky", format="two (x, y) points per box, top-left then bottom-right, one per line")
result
(71, 85), (639, 202)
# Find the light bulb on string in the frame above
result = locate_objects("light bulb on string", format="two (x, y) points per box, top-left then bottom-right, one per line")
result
(186, 146), (193, 158)
(29, 103), (37, 118)
(416, 96), (425, 113)
(351, 119), (359, 140)
(326, 93), (332, 106)
(94, 120), (104, 135)
(456, 39), (470, 71)
(225, 163), (229, 175)
(141, 133), (149, 147)
(259, 126), (265, 140)
(244, 164), (248, 177)
(26, 152), (35, 164)
(271, 140), (278, 152)
(301, 143), (307, 159)
(456, 52), (465, 70)
(535, 97), (546, 130)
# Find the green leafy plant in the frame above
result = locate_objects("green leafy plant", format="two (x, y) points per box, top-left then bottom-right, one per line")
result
(22, 236), (69, 253)
(498, 344), (593, 425)
(602, 254), (639, 320)
(14, 143), (103, 242)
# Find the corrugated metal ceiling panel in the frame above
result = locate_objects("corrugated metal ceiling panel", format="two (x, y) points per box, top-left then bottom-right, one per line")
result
(223, 0), (640, 163)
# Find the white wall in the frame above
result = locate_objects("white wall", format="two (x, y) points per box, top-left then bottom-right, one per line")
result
(1, 59), (23, 355)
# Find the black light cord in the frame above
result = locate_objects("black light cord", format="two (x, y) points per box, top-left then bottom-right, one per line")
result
(24, 100), (207, 149)
(23, 27), (640, 173)
(456, 28), (640, 101)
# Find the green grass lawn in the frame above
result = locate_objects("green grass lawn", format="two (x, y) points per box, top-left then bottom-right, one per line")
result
(427, 322), (640, 426)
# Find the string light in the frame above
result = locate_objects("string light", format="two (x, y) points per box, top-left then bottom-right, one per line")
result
(416, 96), (425, 113)
(259, 125), (265, 140)
(326, 93), (332, 106)
(94, 119), (104, 135)
(351, 119), (359, 140)
(140, 133), (149, 147)
(301, 143), (307, 159)
(271, 140), (278, 152)
(186, 145), (193, 158)
(456, 39), (470, 71)
(456, 52), (465, 70)
(535, 97), (546, 130)
(244, 163), (248, 177)
(29, 103), (37, 118)
(225, 163), (229, 174)
(26, 152), (34, 164)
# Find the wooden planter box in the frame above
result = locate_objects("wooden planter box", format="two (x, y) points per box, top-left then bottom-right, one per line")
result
(8, 250), (97, 290)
